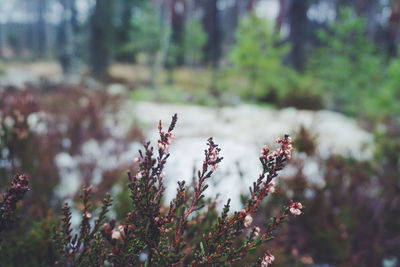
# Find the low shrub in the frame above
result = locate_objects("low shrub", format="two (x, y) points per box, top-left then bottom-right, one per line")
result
(1, 114), (304, 266)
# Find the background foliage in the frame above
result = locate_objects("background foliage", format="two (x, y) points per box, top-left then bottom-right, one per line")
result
(1, 0), (400, 266)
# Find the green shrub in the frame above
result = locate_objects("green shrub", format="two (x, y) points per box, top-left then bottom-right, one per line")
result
(229, 13), (292, 101)
(184, 17), (207, 67)
(375, 58), (400, 121)
(308, 7), (386, 116)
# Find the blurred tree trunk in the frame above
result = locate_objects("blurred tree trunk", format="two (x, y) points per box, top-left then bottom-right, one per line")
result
(164, 0), (186, 84)
(152, 0), (172, 87)
(58, 0), (80, 78)
(35, 0), (47, 58)
(118, 0), (134, 47)
(387, 0), (400, 57)
(247, 0), (256, 11)
(221, 0), (256, 57)
(275, 0), (287, 34)
(222, 0), (239, 48)
(170, 0), (186, 66)
(0, 23), (3, 58)
(115, 0), (144, 62)
(196, 0), (221, 67)
(89, 0), (115, 80)
(288, 0), (310, 71)
(355, 0), (366, 15)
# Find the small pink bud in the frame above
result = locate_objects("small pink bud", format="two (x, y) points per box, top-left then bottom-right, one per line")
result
(260, 145), (270, 157)
(254, 226), (261, 237)
(261, 252), (275, 266)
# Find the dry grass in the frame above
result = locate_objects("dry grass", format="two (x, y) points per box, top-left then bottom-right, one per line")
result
(8, 61), (62, 77)
(108, 64), (150, 85)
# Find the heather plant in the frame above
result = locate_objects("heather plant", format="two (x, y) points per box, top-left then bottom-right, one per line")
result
(53, 187), (113, 266)
(256, 125), (400, 266)
(0, 89), (39, 179)
(0, 88), (60, 212)
(53, 114), (303, 266)
(0, 174), (30, 232)
(0, 174), (60, 267)
(0, 86), (126, 215)
(39, 85), (121, 155)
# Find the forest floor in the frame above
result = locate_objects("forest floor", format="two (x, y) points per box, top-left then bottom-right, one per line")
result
(0, 61), (374, 209)
(130, 101), (373, 208)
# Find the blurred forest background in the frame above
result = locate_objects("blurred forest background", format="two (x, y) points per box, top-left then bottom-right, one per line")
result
(0, 0), (400, 266)
(0, 0), (399, 117)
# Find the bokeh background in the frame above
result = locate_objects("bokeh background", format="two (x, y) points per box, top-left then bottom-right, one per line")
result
(0, 0), (399, 266)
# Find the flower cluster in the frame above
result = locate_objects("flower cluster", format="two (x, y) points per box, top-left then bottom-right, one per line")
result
(157, 114), (177, 152)
(261, 134), (293, 160)
(203, 138), (222, 171)
(196, 132), (297, 266)
(102, 221), (126, 241)
(50, 114), (304, 266)
(245, 133), (295, 220)
(0, 174), (30, 231)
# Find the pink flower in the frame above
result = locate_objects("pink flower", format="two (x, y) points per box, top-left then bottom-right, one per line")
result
(260, 145), (270, 159)
(158, 132), (174, 152)
(205, 144), (221, 171)
(244, 214), (253, 227)
(289, 201), (303, 216)
(111, 225), (125, 240)
(253, 226), (261, 237)
(166, 133), (175, 144)
(261, 252), (275, 266)
(158, 142), (169, 152)
(135, 172), (143, 179)
(276, 134), (293, 160)
(267, 152), (277, 161)
(111, 230), (122, 240)
(265, 181), (276, 194)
